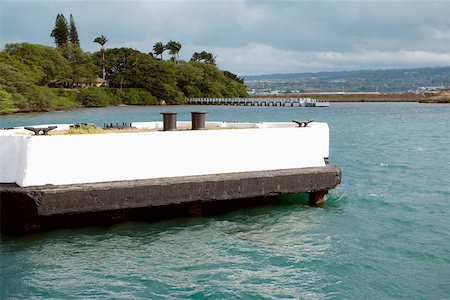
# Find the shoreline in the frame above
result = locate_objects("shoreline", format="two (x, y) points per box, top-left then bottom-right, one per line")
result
(252, 91), (450, 103)
(1, 93), (448, 117)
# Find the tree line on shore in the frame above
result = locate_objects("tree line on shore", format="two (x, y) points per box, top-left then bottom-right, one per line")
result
(0, 14), (247, 114)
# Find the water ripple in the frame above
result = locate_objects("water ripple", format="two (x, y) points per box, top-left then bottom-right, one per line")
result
(2, 103), (450, 299)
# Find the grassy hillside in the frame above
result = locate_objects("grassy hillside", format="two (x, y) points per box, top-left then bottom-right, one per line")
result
(0, 43), (247, 114)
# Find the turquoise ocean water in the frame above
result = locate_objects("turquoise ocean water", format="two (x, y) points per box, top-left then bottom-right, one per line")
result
(1, 103), (449, 299)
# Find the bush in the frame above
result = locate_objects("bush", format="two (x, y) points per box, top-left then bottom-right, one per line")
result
(117, 89), (158, 105)
(5, 43), (72, 86)
(66, 124), (105, 135)
(0, 88), (18, 114)
(77, 88), (113, 107)
(40, 88), (78, 110)
(224, 80), (248, 98)
(154, 83), (186, 104)
(53, 93), (79, 110)
(181, 85), (202, 98)
(201, 81), (225, 98)
(11, 91), (27, 110)
(14, 83), (56, 110)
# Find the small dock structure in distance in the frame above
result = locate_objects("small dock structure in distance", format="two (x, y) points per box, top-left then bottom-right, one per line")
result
(188, 98), (330, 107)
(0, 115), (340, 234)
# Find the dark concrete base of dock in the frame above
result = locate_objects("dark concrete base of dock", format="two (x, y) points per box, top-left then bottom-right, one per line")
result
(0, 166), (341, 234)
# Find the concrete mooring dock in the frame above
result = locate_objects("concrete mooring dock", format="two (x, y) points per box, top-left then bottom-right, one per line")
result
(0, 118), (341, 234)
(0, 166), (341, 234)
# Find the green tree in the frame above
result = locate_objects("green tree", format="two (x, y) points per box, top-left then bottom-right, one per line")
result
(191, 52), (201, 62)
(98, 48), (142, 88)
(94, 35), (108, 80)
(176, 63), (203, 97)
(0, 46), (82, 112)
(95, 47), (186, 103)
(0, 42), (247, 114)
(69, 14), (79, 45)
(51, 14), (69, 47)
(55, 44), (96, 87)
(224, 70), (244, 84)
(5, 43), (72, 86)
(116, 88), (158, 105)
(203, 51), (216, 65)
(153, 42), (165, 60)
(78, 88), (113, 107)
(0, 88), (17, 114)
(166, 40), (181, 64)
(191, 51), (216, 65)
(0, 51), (45, 86)
(67, 45), (96, 87)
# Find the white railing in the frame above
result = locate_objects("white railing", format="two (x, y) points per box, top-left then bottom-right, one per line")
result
(188, 98), (329, 107)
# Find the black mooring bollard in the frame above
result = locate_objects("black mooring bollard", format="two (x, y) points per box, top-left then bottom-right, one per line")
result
(191, 111), (207, 130)
(160, 112), (177, 131)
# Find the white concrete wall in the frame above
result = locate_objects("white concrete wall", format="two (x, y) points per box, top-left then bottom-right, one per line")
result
(0, 135), (29, 184)
(0, 122), (329, 187)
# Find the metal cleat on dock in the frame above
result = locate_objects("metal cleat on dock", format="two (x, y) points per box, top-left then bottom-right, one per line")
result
(24, 126), (57, 135)
(292, 119), (314, 127)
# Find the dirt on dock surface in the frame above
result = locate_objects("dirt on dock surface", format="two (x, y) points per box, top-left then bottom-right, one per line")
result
(252, 92), (425, 102)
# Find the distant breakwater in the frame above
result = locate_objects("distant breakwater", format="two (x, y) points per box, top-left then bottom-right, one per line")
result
(252, 92), (425, 102)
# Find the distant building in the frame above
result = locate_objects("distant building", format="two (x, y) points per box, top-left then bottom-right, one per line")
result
(247, 88), (256, 95)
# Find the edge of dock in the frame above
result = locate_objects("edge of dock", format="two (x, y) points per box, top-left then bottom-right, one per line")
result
(1, 165), (341, 234)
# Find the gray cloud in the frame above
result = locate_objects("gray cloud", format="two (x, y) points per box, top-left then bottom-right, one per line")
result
(1, 0), (449, 75)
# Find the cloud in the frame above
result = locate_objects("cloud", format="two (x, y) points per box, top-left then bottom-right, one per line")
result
(1, 0), (449, 74)
(432, 29), (450, 40)
(211, 43), (450, 75)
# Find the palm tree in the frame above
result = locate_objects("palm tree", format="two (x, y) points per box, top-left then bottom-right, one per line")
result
(153, 42), (165, 60)
(191, 51), (216, 65)
(191, 52), (201, 62)
(94, 35), (108, 80)
(202, 51), (216, 65)
(166, 40), (182, 64)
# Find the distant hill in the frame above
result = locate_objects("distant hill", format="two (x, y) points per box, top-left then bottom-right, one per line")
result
(243, 66), (450, 93)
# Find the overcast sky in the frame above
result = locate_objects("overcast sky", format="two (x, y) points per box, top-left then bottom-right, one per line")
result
(1, 0), (449, 75)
